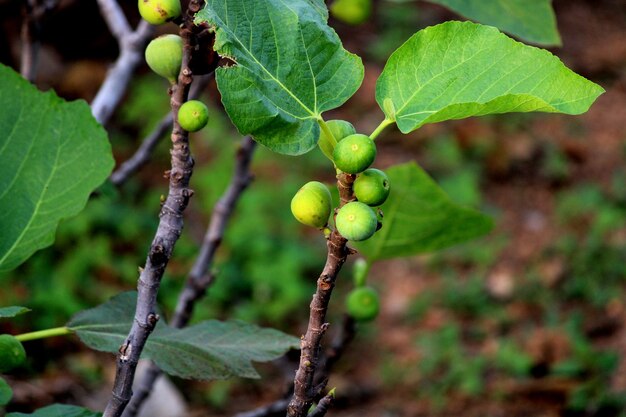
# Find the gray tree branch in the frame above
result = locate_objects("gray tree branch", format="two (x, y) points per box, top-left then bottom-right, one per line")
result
(20, 0), (57, 82)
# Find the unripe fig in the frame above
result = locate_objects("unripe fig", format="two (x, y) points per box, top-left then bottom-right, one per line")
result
(138, 0), (181, 25)
(178, 100), (209, 132)
(354, 168), (390, 206)
(332, 134), (376, 174)
(330, 0), (372, 25)
(346, 287), (380, 322)
(145, 34), (183, 83)
(291, 181), (332, 229)
(335, 201), (377, 241)
(0, 334), (26, 373)
(318, 120), (356, 160)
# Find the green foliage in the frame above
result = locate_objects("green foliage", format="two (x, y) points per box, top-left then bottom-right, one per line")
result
(67, 292), (300, 379)
(376, 21), (604, 134)
(195, 0), (364, 155)
(356, 162), (493, 261)
(0, 377), (12, 406)
(6, 404), (101, 417)
(0, 64), (114, 272)
(0, 306), (30, 318)
(424, 0), (561, 46)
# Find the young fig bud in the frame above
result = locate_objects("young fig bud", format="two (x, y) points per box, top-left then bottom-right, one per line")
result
(138, 0), (181, 25)
(318, 120), (356, 161)
(335, 201), (377, 241)
(291, 181), (332, 229)
(330, 0), (372, 25)
(145, 34), (183, 83)
(0, 334), (26, 373)
(332, 134), (376, 174)
(354, 168), (390, 206)
(178, 100), (209, 132)
(346, 286), (380, 322)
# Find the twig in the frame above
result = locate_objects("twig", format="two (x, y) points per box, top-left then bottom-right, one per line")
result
(109, 75), (213, 187)
(101, 3), (203, 416)
(120, 136), (257, 417)
(233, 399), (290, 417)
(20, 0), (57, 82)
(307, 390), (335, 417)
(287, 173), (356, 417)
(91, 0), (155, 125)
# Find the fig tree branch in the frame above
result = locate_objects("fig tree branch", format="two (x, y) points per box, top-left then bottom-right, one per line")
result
(20, 0), (57, 82)
(287, 173), (356, 417)
(91, 0), (154, 125)
(101, 4), (202, 415)
(109, 74), (213, 187)
(121, 135), (257, 417)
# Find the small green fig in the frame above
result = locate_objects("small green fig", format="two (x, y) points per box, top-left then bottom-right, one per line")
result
(335, 201), (377, 241)
(0, 334), (26, 373)
(318, 120), (356, 161)
(352, 257), (369, 288)
(330, 0), (372, 25)
(346, 287), (380, 322)
(138, 0), (181, 25)
(291, 181), (332, 229)
(178, 100), (209, 132)
(354, 168), (390, 206)
(332, 134), (376, 174)
(145, 34), (183, 83)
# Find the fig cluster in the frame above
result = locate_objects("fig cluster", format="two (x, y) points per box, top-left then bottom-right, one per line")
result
(290, 122), (390, 243)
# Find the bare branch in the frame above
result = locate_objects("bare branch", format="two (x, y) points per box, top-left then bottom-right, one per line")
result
(307, 390), (335, 417)
(287, 173), (356, 417)
(234, 399), (290, 417)
(109, 75), (212, 186)
(20, 0), (57, 82)
(121, 135), (257, 417)
(101, 3), (204, 415)
(91, 3), (155, 125)
(96, 0), (132, 41)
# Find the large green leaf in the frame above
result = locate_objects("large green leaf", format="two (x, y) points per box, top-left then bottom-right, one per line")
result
(195, 0), (363, 155)
(0, 377), (11, 406)
(67, 292), (300, 380)
(376, 21), (604, 134)
(0, 64), (114, 272)
(355, 162), (493, 261)
(7, 405), (101, 417)
(0, 306), (30, 319)
(425, 0), (560, 46)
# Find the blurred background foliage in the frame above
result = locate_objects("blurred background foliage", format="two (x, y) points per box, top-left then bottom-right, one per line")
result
(1, 0), (626, 416)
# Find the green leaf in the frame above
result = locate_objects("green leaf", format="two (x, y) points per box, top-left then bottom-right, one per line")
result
(0, 306), (31, 319)
(355, 162), (493, 261)
(0, 377), (12, 406)
(425, 0), (561, 46)
(195, 0), (363, 155)
(0, 64), (114, 272)
(67, 292), (300, 380)
(7, 405), (101, 417)
(376, 21), (604, 134)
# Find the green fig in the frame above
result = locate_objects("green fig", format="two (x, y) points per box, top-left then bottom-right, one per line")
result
(178, 100), (209, 132)
(335, 201), (377, 241)
(332, 134), (376, 174)
(291, 181), (332, 229)
(138, 0), (181, 25)
(145, 34), (183, 83)
(319, 120), (356, 161)
(354, 168), (390, 206)
(346, 287), (380, 322)
(0, 334), (26, 373)
(330, 0), (372, 25)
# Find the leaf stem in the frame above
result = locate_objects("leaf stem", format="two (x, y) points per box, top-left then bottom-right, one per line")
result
(14, 326), (72, 342)
(369, 118), (393, 141)
(317, 119), (337, 147)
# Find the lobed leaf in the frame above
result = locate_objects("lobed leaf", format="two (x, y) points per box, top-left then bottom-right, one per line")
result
(67, 292), (300, 380)
(0, 64), (114, 272)
(425, 0), (561, 46)
(0, 306), (31, 319)
(195, 0), (363, 155)
(376, 21), (604, 134)
(6, 405), (101, 417)
(355, 162), (493, 261)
